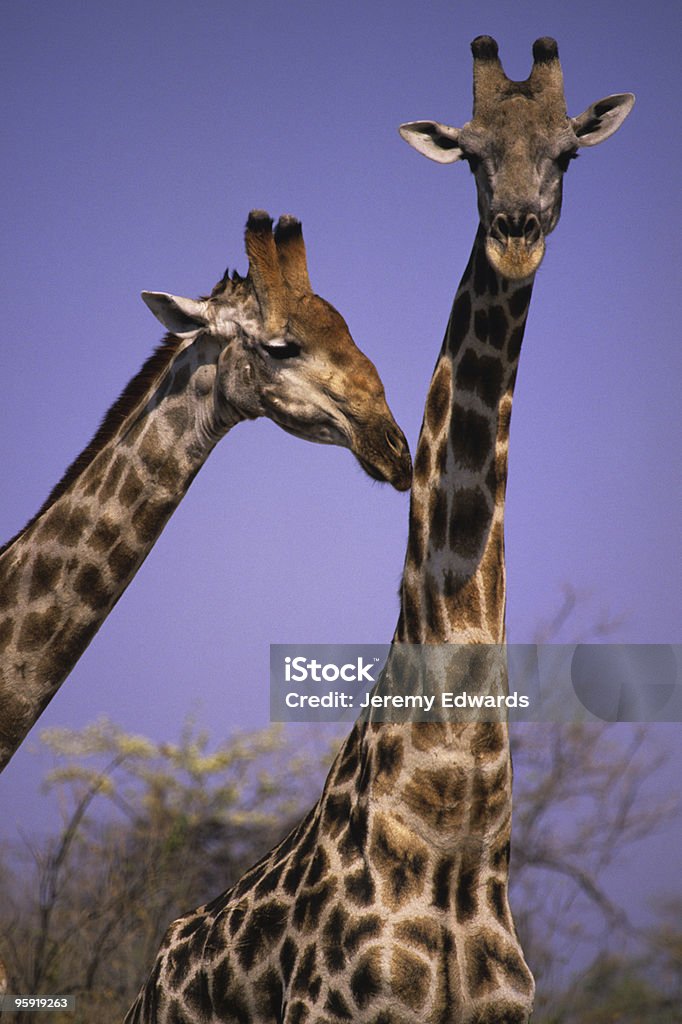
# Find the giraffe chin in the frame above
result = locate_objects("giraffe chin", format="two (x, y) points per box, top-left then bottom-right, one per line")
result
(356, 454), (412, 492)
(485, 235), (545, 281)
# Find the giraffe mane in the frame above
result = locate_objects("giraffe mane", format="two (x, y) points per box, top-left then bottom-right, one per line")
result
(204, 268), (258, 307)
(0, 335), (184, 558)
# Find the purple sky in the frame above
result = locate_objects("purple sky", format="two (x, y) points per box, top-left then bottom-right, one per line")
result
(1, 0), (680, 958)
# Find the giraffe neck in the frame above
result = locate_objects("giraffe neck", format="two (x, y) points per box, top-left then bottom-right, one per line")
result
(0, 330), (243, 770)
(398, 227), (534, 645)
(318, 230), (537, 1011)
(356, 226), (536, 816)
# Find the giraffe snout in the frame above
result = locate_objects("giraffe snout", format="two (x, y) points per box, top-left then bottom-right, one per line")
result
(353, 418), (412, 492)
(490, 212), (542, 247)
(485, 211), (546, 281)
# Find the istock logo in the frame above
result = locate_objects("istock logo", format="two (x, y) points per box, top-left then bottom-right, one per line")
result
(284, 656), (378, 684)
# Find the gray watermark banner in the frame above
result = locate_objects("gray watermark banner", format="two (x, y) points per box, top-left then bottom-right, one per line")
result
(270, 644), (681, 723)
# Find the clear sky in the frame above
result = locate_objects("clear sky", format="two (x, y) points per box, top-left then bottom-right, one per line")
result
(1, 0), (680, 955)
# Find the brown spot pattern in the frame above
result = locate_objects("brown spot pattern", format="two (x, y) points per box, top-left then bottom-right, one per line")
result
(406, 506), (425, 571)
(401, 581), (421, 643)
(410, 721), (448, 751)
(138, 423), (162, 468)
(450, 406), (492, 472)
(18, 607), (61, 651)
(480, 522), (505, 616)
(425, 361), (451, 435)
(73, 563), (109, 611)
(107, 541), (139, 582)
(508, 283), (533, 319)
(448, 486), (490, 558)
(97, 455), (126, 502)
(428, 488), (448, 551)
(403, 765), (467, 829)
(350, 948), (382, 1009)
(455, 349), (504, 408)
(35, 618), (99, 683)
(119, 467), (144, 508)
(488, 305), (509, 349)
(446, 291), (472, 353)
(474, 308), (488, 343)
(413, 437), (431, 484)
(60, 507), (90, 547)
(28, 553), (63, 600)
(455, 844), (481, 921)
(373, 733), (404, 796)
(88, 518), (120, 553)
(435, 437), (449, 476)
(0, 564), (20, 612)
(470, 764), (510, 832)
(391, 947), (430, 1010)
(423, 578), (445, 637)
(395, 917), (440, 955)
(166, 404), (190, 438)
(132, 499), (175, 544)
(470, 723), (506, 760)
(0, 617), (14, 652)
(370, 813), (428, 910)
(507, 325), (525, 363)
(344, 914), (382, 955)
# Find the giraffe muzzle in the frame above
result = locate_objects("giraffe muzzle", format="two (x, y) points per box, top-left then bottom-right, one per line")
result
(356, 453), (412, 491)
(352, 420), (412, 492)
(491, 212), (542, 246)
(485, 215), (546, 280)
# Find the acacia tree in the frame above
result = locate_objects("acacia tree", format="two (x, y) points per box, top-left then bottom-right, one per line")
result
(0, 719), (331, 1022)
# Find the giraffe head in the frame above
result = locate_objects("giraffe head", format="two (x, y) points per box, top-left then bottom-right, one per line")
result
(400, 36), (634, 280)
(142, 211), (412, 491)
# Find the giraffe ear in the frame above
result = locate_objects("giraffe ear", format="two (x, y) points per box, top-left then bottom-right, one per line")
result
(571, 93), (635, 147)
(399, 121), (465, 164)
(141, 292), (208, 335)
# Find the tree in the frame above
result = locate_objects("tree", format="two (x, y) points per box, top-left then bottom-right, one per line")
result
(509, 722), (679, 1019)
(537, 914), (682, 1023)
(506, 589), (681, 1018)
(0, 718), (332, 1023)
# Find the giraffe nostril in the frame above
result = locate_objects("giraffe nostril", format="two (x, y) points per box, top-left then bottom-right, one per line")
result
(491, 214), (510, 241)
(523, 214), (541, 245)
(492, 213), (541, 246)
(385, 430), (404, 456)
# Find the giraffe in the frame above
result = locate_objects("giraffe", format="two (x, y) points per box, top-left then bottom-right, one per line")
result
(125, 39), (633, 1024)
(0, 210), (412, 772)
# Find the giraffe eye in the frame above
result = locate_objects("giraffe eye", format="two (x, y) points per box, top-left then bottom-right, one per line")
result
(262, 340), (302, 360)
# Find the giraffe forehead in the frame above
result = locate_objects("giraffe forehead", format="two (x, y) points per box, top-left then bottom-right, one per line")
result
(290, 293), (345, 335)
(466, 94), (572, 156)
(290, 295), (377, 370)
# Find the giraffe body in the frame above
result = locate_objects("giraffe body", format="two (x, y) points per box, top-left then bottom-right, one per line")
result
(0, 212), (411, 772)
(127, 39), (633, 1024)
